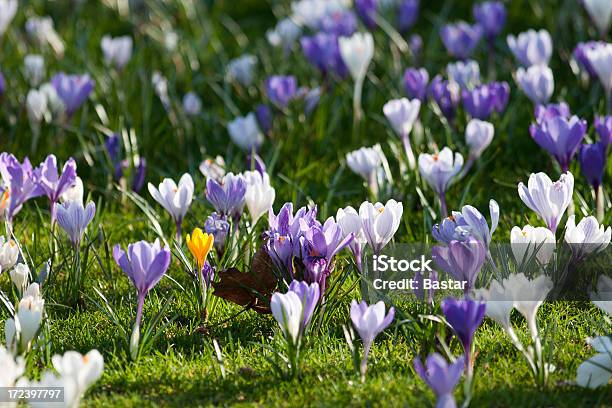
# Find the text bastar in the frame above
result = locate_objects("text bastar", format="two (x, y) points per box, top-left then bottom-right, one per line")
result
(372, 254), (433, 272)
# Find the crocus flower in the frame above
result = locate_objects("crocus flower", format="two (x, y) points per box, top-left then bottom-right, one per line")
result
(403, 67), (429, 101)
(350, 300), (395, 381)
(243, 170), (275, 224)
(595, 116), (612, 145)
(24, 54), (45, 87)
(465, 119), (494, 163)
(0, 153), (44, 225)
(36, 154), (77, 224)
(113, 239), (171, 357)
(534, 102), (571, 124)
(440, 21), (483, 60)
(582, 0), (612, 38)
(346, 145), (384, 196)
(206, 172), (246, 222)
(515, 65), (554, 105)
(418, 147), (463, 216)
(585, 42), (612, 96)
(255, 104), (273, 135)
(504, 273), (552, 338)
(518, 171), (574, 234)
(529, 115), (587, 171)
(5, 283), (45, 353)
(0, 345), (24, 393)
(428, 75), (460, 122)
(409, 34), (423, 58)
(354, 0), (377, 29)
(433, 238), (486, 292)
(60, 176), (83, 205)
(576, 336), (612, 389)
(56, 201), (96, 248)
(226, 54), (257, 87)
(270, 282), (320, 345)
(0, 0), (17, 36)
(457, 200), (500, 251)
(25, 16), (65, 56)
(591, 275), (612, 316)
(51, 73), (95, 118)
(266, 75), (298, 108)
(336, 206), (366, 271)
(26, 89), (48, 130)
(398, 0), (419, 33)
(101, 35), (133, 69)
(473, 1), (506, 40)
(573, 41), (603, 79)
(301, 33), (347, 78)
(339, 32), (374, 121)
(148, 173), (194, 239)
(564, 215), (611, 259)
(579, 142), (607, 190)
(288, 280), (320, 331)
(318, 9), (358, 36)
(507, 29), (552, 67)
(441, 297), (486, 366)
(510, 225), (555, 267)
(266, 18), (302, 51)
(49, 349), (104, 406)
(183, 92), (202, 116)
(291, 0), (349, 29)
(462, 82), (509, 119)
(186, 227), (214, 272)
(0, 235), (19, 274)
(359, 199), (403, 254)
(432, 213), (471, 244)
(383, 98), (420, 169)
(447, 60), (480, 90)
(205, 213), (230, 255)
(228, 113), (264, 152)
(414, 354), (465, 408)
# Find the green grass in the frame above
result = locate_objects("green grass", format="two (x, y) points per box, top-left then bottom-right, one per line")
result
(1, 0), (612, 406)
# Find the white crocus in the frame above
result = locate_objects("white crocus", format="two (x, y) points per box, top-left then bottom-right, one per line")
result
(564, 215), (611, 259)
(518, 171), (574, 234)
(506, 29), (553, 67)
(576, 336), (612, 389)
(591, 275), (612, 316)
(270, 291), (303, 344)
(101, 35), (133, 69)
(243, 171), (275, 224)
(26, 89), (48, 130)
(0, 236), (19, 274)
(0, 344), (25, 396)
(60, 176), (84, 205)
(336, 206), (367, 270)
(383, 98), (420, 169)
(346, 145), (384, 197)
(40, 82), (64, 118)
(182, 92), (202, 116)
(266, 18), (302, 50)
(0, 0), (17, 36)
(339, 32), (374, 122)
(9, 263), (29, 294)
(582, 0), (612, 37)
(148, 173), (194, 237)
(199, 156), (226, 181)
(24, 54), (45, 87)
(475, 279), (515, 333)
(25, 16), (65, 56)
(228, 113), (264, 152)
(5, 283), (45, 353)
(586, 43), (612, 96)
(447, 59), (481, 89)
(505, 273), (553, 337)
(52, 349), (104, 394)
(465, 119), (494, 159)
(359, 199), (403, 254)
(515, 65), (554, 105)
(226, 54), (257, 87)
(510, 225), (556, 267)
(418, 147), (464, 195)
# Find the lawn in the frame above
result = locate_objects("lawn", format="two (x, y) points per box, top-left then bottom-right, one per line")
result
(0, 0), (611, 407)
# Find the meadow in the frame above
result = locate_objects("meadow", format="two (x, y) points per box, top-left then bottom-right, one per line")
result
(0, 0), (611, 407)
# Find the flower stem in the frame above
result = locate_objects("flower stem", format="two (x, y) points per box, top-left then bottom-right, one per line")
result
(401, 133), (416, 170)
(439, 192), (447, 218)
(353, 75), (365, 127)
(596, 185), (605, 223)
(360, 341), (371, 383)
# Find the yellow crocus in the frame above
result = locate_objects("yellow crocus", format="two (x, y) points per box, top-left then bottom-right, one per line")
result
(186, 228), (214, 270)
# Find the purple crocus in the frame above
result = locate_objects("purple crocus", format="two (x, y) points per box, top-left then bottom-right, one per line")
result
(300, 33), (347, 78)
(414, 353), (465, 408)
(265, 75), (298, 109)
(461, 82), (509, 120)
(0, 153), (43, 226)
(204, 212), (230, 255)
(579, 143), (607, 190)
(440, 22), (483, 60)
(318, 10), (358, 37)
(350, 300), (395, 381)
(428, 75), (460, 121)
(288, 280), (320, 331)
(473, 1), (506, 40)
(534, 102), (570, 124)
(51, 73), (95, 118)
(432, 238), (486, 292)
(255, 104), (273, 134)
(441, 297), (486, 371)
(403, 68), (429, 101)
(398, 0), (419, 33)
(354, 0), (378, 29)
(56, 200), (96, 248)
(595, 116), (612, 146)
(36, 154), (77, 225)
(301, 217), (353, 293)
(432, 212), (471, 244)
(205, 173), (246, 222)
(573, 41), (603, 79)
(529, 115), (587, 172)
(113, 239), (171, 337)
(409, 34), (423, 59)
(0, 71), (5, 96)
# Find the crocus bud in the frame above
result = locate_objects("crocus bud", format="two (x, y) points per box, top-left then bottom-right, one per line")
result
(266, 18), (302, 50)
(447, 59), (480, 89)
(515, 65), (554, 105)
(226, 54), (257, 87)
(586, 43), (612, 95)
(10, 263), (29, 294)
(473, 1), (506, 40)
(0, 0), (17, 36)
(582, 0), (612, 37)
(440, 21), (482, 59)
(507, 29), (552, 67)
(465, 119), (494, 159)
(339, 32), (374, 82)
(403, 67), (429, 101)
(228, 113), (264, 152)
(182, 92), (202, 116)
(101, 35), (133, 69)
(26, 89), (48, 125)
(24, 54), (45, 87)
